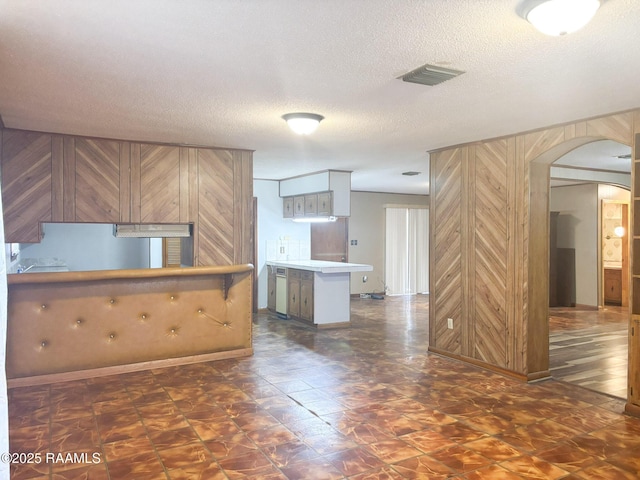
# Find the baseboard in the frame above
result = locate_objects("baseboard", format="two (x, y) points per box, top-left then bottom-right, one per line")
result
(574, 303), (599, 311)
(7, 348), (254, 388)
(625, 401), (640, 418)
(427, 347), (532, 382)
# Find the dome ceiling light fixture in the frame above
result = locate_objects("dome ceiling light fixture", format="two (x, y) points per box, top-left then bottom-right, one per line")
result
(520, 0), (601, 36)
(282, 112), (324, 135)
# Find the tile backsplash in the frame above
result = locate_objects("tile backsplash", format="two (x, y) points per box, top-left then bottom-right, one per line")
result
(266, 239), (310, 262)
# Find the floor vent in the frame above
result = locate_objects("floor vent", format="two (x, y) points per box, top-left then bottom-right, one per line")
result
(399, 64), (464, 86)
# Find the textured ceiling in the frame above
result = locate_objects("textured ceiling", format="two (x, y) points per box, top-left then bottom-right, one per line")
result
(0, 0), (639, 195)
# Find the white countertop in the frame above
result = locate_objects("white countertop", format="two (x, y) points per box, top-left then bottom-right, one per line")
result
(266, 260), (373, 274)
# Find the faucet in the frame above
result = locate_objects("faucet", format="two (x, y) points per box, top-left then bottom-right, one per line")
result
(16, 264), (34, 273)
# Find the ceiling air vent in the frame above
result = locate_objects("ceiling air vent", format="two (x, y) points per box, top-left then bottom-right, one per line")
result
(402, 171), (421, 176)
(399, 64), (464, 86)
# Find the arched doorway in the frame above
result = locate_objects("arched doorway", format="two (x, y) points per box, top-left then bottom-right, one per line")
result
(546, 141), (631, 397)
(528, 132), (636, 411)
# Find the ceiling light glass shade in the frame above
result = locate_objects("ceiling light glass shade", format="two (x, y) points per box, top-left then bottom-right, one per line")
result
(282, 113), (324, 135)
(524, 0), (600, 36)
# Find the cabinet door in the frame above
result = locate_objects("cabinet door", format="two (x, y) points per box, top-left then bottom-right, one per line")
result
(1, 130), (53, 242)
(197, 149), (234, 265)
(604, 269), (622, 304)
(139, 144), (182, 223)
(304, 194), (318, 216)
(300, 273), (314, 321)
(288, 269), (301, 317)
(317, 192), (332, 215)
(283, 197), (294, 218)
(293, 196), (305, 217)
(75, 138), (121, 222)
(267, 268), (276, 311)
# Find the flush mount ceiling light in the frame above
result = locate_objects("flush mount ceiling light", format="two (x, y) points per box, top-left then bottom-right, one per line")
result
(521, 0), (600, 36)
(282, 113), (324, 135)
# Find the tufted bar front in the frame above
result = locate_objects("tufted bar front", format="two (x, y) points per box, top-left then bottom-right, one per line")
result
(6, 264), (253, 386)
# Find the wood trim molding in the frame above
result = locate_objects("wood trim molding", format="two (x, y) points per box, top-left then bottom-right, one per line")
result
(8, 263), (254, 285)
(427, 346), (530, 383)
(428, 107), (638, 155)
(625, 401), (640, 418)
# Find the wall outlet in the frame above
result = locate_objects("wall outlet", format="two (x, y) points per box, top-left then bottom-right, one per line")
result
(447, 318), (454, 329)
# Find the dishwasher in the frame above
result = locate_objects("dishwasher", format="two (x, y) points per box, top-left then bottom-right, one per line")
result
(275, 267), (288, 318)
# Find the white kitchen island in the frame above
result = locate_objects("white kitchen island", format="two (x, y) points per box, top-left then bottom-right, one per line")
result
(266, 260), (373, 327)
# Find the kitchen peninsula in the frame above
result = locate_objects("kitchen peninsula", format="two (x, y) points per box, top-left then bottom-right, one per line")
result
(266, 260), (372, 327)
(6, 265), (254, 386)
(2, 128), (257, 387)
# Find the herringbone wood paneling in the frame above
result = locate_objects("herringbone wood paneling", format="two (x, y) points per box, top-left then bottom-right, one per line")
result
(197, 149), (234, 265)
(428, 109), (640, 383)
(75, 138), (120, 222)
(474, 140), (508, 367)
(140, 144), (181, 223)
(1, 130), (52, 242)
(524, 127), (565, 163)
(587, 113), (633, 146)
(432, 149), (463, 354)
(508, 137), (527, 374)
(232, 150), (254, 265)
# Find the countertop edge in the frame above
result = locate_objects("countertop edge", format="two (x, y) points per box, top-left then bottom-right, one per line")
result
(8, 264), (255, 285)
(266, 260), (373, 273)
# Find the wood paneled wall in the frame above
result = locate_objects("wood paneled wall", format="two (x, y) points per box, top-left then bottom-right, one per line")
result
(429, 109), (639, 411)
(0, 128), (253, 267)
(1, 130), (52, 241)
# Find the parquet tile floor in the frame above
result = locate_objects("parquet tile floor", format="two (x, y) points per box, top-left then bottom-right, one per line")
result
(549, 306), (628, 399)
(8, 295), (640, 479)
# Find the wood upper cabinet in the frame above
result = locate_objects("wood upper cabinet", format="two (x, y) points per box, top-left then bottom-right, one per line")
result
(304, 194), (317, 215)
(282, 191), (333, 218)
(74, 138), (121, 222)
(317, 191), (332, 215)
(196, 148), (235, 265)
(1, 130), (53, 242)
(0, 128), (254, 268)
(293, 196), (305, 216)
(283, 197), (294, 218)
(137, 144), (182, 223)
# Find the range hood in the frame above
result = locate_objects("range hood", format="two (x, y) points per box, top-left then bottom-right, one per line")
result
(113, 224), (192, 238)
